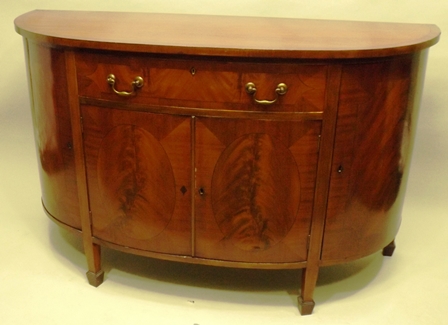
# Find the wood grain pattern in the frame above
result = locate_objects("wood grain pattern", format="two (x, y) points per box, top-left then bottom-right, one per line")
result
(82, 105), (192, 254)
(75, 51), (327, 112)
(96, 124), (175, 240)
(25, 41), (81, 229)
(15, 10), (440, 58)
(195, 118), (320, 263)
(211, 133), (300, 251)
(322, 55), (417, 262)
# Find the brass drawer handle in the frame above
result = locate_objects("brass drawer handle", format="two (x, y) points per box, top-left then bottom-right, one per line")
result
(107, 74), (144, 97)
(245, 82), (288, 105)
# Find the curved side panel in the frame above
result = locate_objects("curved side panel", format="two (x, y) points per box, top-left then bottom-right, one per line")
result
(25, 40), (81, 229)
(322, 52), (428, 262)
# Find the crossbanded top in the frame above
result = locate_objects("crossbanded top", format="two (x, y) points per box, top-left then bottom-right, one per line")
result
(15, 10), (440, 59)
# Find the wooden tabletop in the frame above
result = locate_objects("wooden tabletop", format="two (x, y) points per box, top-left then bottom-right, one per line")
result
(15, 10), (440, 59)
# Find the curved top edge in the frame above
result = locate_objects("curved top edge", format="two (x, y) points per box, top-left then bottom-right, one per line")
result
(15, 10), (441, 59)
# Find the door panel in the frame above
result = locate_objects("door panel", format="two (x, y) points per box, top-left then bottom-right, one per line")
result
(81, 105), (191, 254)
(194, 117), (321, 263)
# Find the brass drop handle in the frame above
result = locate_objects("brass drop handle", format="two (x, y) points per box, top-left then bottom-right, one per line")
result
(107, 74), (144, 97)
(245, 82), (288, 105)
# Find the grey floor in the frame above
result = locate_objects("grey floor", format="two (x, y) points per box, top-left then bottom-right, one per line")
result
(2, 1), (447, 324)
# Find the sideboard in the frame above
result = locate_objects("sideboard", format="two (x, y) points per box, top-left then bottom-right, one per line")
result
(14, 10), (440, 315)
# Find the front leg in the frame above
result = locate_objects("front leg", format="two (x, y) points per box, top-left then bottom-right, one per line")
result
(85, 242), (104, 287)
(298, 265), (318, 315)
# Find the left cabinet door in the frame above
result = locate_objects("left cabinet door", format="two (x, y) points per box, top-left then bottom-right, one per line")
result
(81, 105), (192, 255)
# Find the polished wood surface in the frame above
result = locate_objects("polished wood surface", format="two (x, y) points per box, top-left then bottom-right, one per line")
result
(24, 41), (81, 230)
(15, 10), (439, 58)
(323, 55), (419, 263)
(82, 105), (192, 254)
(194, 118), (320, 263)
(75, 51), (328, 112)
(16, 10), (439, 315)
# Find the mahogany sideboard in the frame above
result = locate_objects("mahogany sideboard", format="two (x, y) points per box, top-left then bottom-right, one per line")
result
(15, 10), (440, 315)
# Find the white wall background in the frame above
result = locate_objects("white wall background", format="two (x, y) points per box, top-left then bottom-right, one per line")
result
(1, 1), (447, 324)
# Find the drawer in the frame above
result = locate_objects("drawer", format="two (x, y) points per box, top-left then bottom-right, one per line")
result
(76, 51), (327, 112)
(240, 66), (327, 112)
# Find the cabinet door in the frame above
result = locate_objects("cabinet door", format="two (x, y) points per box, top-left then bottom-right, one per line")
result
(322, 58), (414, 261)
(81, 105), (192, 255)
(194, 117), (321, 263)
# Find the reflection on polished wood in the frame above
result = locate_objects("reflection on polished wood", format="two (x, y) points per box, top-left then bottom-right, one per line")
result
(15, 10), (440, 315)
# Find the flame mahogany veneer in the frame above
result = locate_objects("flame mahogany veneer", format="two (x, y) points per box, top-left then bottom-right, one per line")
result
(15, 10), (440, 315)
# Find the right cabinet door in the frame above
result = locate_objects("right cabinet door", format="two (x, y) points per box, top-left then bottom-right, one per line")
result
(194, 117), (321, 263)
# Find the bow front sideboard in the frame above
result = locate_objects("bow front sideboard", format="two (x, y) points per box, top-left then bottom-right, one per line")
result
(15, 10), (440, 315)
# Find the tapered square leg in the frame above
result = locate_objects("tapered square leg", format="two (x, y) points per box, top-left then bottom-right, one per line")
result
(86, 270), (104, 287)
(298, 294), (315, 315)
(298, 266), (319, 315)
(382, 240), (396, 257)
(84, 242), (104, 287)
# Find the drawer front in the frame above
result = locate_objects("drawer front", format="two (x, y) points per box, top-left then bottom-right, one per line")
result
(76, 51), (327, 112)
(240, 66), (327, 112)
